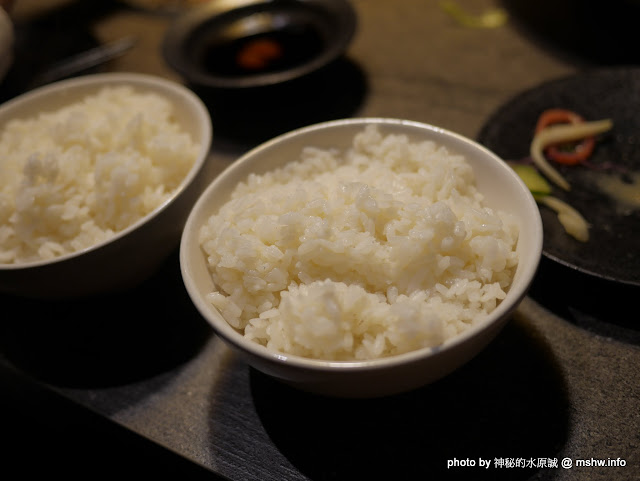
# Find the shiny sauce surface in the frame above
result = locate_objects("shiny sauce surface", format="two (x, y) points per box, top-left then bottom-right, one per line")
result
(202, 25), (324, 77)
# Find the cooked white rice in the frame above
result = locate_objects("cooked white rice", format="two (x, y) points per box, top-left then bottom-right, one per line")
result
(0, 85), (200, 264)
(199, 125), (519, 361)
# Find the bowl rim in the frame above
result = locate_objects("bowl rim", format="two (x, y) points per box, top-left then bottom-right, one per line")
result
(181, 117), (543, 372)
(162, 0), (357, 89)
(0, 72), (212, 271)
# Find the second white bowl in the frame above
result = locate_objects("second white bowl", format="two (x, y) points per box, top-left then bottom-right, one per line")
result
(0, 73), (212, 298)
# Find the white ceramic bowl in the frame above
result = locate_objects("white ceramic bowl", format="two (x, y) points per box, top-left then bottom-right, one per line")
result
(180, 118), (542, 398)
(0, 73), (212, 298)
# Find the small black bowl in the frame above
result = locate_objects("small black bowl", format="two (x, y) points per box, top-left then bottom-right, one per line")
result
(162, 0), (357, 89)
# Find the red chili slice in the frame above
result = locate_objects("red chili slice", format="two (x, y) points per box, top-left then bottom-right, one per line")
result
(535, 108), (596, 165)
(236, 38), (283, 71)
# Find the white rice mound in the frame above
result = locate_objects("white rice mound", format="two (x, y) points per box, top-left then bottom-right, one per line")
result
(199, 125), (520, 361)
(0, 85), (200, 264)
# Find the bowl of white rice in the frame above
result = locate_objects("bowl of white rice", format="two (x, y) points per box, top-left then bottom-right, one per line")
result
(181, 118), (542, 397)
(0, 72), (212, 298)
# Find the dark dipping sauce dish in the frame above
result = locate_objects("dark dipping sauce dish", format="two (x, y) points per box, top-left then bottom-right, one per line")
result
(162, 0), (357, 89)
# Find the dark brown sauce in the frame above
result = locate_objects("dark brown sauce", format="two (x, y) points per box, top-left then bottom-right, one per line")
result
(201, 24), (325, 77)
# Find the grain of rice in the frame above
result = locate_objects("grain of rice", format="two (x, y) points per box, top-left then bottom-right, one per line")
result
(0, 85), (200, 264)
(199, 125), (519, 360)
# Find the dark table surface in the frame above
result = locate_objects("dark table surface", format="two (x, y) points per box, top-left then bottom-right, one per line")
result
(1, 1), (639, 480)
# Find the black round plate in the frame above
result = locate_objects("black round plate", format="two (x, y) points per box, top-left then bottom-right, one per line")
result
(478, 68), (640, 287)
